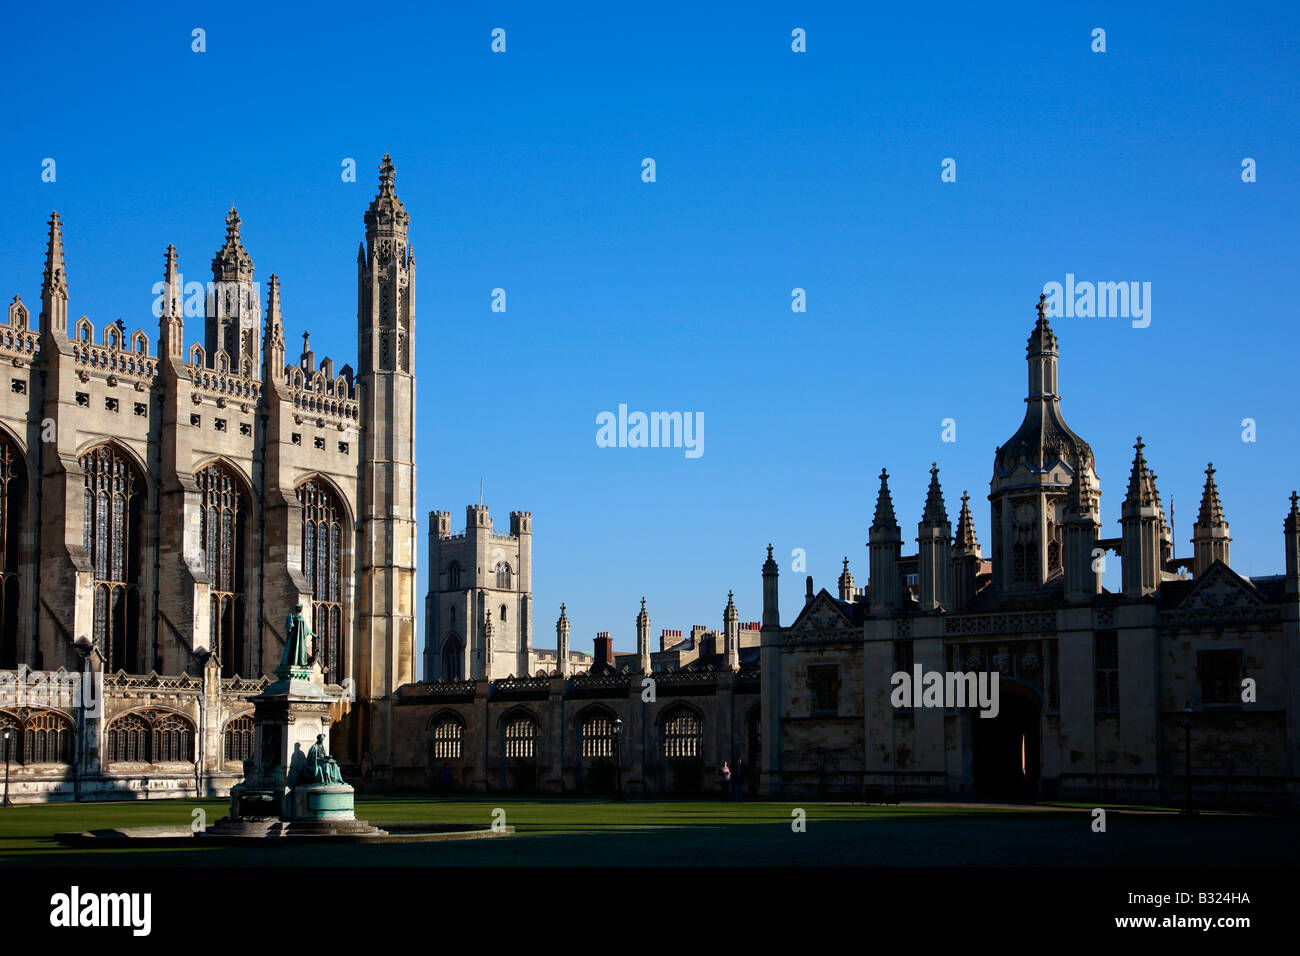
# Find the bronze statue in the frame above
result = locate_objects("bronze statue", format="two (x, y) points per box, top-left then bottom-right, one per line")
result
(281, 604), (313, 672)
(305, 733), (344, 785)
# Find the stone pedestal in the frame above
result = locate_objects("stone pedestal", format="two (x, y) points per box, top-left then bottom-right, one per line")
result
(218, 663), (378, 834)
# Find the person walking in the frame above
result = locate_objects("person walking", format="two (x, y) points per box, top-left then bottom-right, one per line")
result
(732, 757), (746, 801)
(719, 760), (732, 800)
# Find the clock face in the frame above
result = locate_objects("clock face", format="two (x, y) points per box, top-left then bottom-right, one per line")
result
(1014, 502), (1036, 525)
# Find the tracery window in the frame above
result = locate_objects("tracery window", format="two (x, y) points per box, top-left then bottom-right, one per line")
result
(105, 709), (194, 763)
(297, 478), (345, 685)
(0, 709), (72, 764)
(81, 445), (142, 671)
(198, 463), (246, 675)
(0, 437), (25, 668)
(579, 709), (615, 759)
(503, 712), (537, 759)
(447, 562), (462, 591)
(663, 706), (703, 759)
(431, 714), (464, 760)
(495, 562), (512, 590)
(224, 714), (254, 762)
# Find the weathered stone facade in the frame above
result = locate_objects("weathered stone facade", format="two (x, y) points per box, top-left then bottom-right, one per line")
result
(759, 299), (1300, 809)
(0, 156), (416, 801)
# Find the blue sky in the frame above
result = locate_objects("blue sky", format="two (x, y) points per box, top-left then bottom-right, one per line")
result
(3, 2), (1298, 658)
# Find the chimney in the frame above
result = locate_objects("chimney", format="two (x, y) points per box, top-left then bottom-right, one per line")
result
(594, 632), (614, 668)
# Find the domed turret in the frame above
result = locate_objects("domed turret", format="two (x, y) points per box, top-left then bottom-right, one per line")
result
(989, 295), (1099, 592)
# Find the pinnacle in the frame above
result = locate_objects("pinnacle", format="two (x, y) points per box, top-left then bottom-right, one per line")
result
(954, 490), (980, 553)
(922, 462), (948, 525)
(871, 469), (899, 531)
(1196, 462), (1227, 528)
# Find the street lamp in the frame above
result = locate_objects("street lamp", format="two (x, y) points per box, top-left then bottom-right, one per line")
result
(1180, 702), (1197, 817)
(3, 729), (12, 809)
(612, 717), (624, 801)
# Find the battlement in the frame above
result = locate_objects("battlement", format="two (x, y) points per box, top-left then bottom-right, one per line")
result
(510, 510), (532, 535)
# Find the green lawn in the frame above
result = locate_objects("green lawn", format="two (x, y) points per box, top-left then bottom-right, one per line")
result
(0, 795), (1293, 867)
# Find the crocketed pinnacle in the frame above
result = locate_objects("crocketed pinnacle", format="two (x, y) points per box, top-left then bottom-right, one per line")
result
(872, 469), (899, 531)
(211, 207), (254, 281)
(921, 463), (948, 525)
(954, 491), (980, 553)
(1196, 463), (1227, 528)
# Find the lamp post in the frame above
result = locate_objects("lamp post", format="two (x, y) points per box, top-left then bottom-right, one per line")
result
(1180, 702), (1197, 817)
(613, 717), (624, 801)
(3, 729), (12, 809)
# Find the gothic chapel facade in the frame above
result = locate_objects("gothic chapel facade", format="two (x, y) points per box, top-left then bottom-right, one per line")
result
(0, 157), (416, 800)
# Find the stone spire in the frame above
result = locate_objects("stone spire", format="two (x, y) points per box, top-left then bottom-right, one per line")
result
(205, 207), (261, 375)
(990, 294), (1096, 592)
(1125, 436), (1158, 509)
(636, 596), (651, 674)
(869, 470), (903, 613)
(723, 590), (740, 669)
(1192, 462), (1231, 575)
(159, 244), (184, 362)
(917, 463), (952, 610)
(557, 603), (571, 676)
(922, 463), (948, 525)
(211, 207), (254, 281)
(1121, 436), (1162, 597)
(953, 491), (981, 558)
(838, 557), (855, 602)
(949, 490), (984, 611)
(263, 274), (285, 375)
(41, 211), (69, 339)
(871, 468), (899, 532)
(761, 544), (780, 629)
(365, 153), (410, 234)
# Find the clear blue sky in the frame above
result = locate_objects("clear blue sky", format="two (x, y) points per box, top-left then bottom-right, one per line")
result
(3, 2), (1298, 660)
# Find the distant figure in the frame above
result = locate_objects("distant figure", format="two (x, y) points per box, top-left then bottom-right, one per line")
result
(719, 760), (732, 799)
(733, 758), (746, 801)
(439, 764), (453, 797)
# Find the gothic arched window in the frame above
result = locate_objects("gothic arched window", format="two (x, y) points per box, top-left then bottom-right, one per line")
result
(224, 714), (254, 762)
(662, 705), (703, 759)
(297, 478), (346, 685)
(442, 635), (463, 680)
(105, 709), (195, 764)
(579, 707), (615, 759)
(0, 436), (26, 668)
(447, 561), (462, 591)
(81, 445), (143, 672)
(503, 712), (537, 759)
(198, 463), (247, 676)
(431, 714), (464, 760)
(495, 562), (512, 590)
(500, 604), (507, 622)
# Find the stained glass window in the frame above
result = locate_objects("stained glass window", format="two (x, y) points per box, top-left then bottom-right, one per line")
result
(81, 445), (140, 672)
(0, 438), (25, 668)
(198, 463), (246, 676)
(297, 479), (345, 684)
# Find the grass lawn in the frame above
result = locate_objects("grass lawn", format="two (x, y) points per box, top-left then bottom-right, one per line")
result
(0, 795), (1293, 867)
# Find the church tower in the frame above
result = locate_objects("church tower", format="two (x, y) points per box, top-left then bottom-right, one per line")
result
(205, 208), (261, 377)
(989, 295), (1098, 592)
(355, 155), (419, 773)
